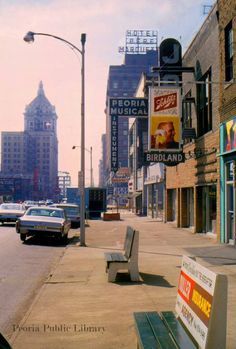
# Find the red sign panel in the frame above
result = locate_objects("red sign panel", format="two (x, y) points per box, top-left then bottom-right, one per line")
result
(154, 92), (177, 112)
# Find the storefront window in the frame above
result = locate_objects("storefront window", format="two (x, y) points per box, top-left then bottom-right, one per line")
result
(226, 161), (234, 181)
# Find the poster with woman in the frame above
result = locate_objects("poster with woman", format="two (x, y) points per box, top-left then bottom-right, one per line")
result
(225, 118), (236, 151)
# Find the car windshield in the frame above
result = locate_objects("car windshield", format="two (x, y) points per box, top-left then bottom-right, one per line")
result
(0, 204), (24, 210)
(26, 208), (64, 218)
(63, 207), (79, 215)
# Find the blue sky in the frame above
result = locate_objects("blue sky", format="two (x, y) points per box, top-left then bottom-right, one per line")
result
(0, 0), (215, 185)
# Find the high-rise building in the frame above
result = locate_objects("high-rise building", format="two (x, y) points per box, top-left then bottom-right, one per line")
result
(1, 82), (59, 200)
(58, 171), (71, 199)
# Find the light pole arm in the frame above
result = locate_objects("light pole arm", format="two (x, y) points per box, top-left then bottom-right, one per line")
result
(24, 31), (83, 54)
(24, 30), (87, 246)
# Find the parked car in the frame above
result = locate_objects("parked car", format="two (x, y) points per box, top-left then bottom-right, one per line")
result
(24, 200), (39, 210)
(0, 203), (25, 224)
(52, 203), (80, 228)
(16, 206), (71, 242)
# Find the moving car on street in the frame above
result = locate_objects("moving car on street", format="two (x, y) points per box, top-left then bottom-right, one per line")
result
(16, 206), (71, 242)
(52, 203), (80, 228)
(0, 203), (25, 225)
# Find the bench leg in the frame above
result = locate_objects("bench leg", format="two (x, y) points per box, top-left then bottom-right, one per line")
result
(129, 266), (140, 281)
(107, 263), (120, 282)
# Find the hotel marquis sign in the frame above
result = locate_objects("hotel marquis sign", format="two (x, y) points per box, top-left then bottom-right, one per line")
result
(118, 30), (158, 54)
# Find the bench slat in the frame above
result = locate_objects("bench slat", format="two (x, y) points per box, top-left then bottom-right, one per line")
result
(124, 226), (135, 258)
(161, 312), (197, 349)
(104, 252), (128, 262)
(134, 312), (177, 349)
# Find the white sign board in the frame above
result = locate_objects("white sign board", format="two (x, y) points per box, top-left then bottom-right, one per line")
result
(175, 256), (227, 349)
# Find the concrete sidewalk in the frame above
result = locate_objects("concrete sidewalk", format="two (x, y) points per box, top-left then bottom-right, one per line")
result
(10, 212), (236, 349)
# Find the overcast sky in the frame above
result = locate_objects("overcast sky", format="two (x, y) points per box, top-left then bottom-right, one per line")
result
(0, 0), (215, 186)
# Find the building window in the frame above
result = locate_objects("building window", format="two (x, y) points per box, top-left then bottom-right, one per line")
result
(197, 68), (212, 137)
(182, 91), (193, 144)
(225, 21), (233, 81)
(183, 91), (192, 128)
(112, 81), (118, 89)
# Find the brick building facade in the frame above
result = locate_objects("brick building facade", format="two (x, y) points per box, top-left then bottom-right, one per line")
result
(218, 0), (236, 243)
(166, 4), (220, 237)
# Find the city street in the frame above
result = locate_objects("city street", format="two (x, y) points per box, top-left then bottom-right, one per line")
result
(0, 224), (77, 338)
(7, 212), (236, 349)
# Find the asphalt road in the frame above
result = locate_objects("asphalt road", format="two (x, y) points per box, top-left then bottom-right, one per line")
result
(0, 224), (75, 338)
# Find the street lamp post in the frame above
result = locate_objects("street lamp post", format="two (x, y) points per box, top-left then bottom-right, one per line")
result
(24, 31), (87, 246)
(72, 145), (94, 187)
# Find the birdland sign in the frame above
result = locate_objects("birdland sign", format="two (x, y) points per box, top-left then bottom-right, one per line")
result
(144, 150), (185, 166)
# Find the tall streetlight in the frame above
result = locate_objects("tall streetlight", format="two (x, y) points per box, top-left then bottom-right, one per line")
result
(23, 31), (87, 246)
(72, 145), (94, 187)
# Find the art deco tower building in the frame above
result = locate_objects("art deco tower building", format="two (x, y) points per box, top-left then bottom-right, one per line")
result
(1, 82), (59, 200)
(24, 81), (58, 199)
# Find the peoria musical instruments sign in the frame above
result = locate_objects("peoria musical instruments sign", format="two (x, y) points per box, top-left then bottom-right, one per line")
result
(110, 97), (148, 172)
(109, 98), (148, 117)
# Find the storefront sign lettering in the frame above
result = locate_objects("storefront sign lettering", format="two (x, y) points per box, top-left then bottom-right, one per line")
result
(109, 98), (148, 117)
(144, 151), (185, 166)
(154, 92), (177, 112)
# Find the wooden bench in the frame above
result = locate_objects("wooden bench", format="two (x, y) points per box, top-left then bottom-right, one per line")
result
(104, 226), (139, 282)
(134, 255), (228, 349)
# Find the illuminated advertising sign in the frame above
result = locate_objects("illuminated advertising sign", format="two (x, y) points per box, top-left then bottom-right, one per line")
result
(118, 30), (158, 54)
(149, 87), (181, 152)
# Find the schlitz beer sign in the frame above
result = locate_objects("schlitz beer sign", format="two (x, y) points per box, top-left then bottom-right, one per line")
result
(149, 86), (181, 156)
(154, 92), (177, 112)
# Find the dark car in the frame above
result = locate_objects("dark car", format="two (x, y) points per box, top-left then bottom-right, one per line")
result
(52, 203), (80, 228)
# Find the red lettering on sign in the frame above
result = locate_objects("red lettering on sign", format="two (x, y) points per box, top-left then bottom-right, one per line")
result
(154, 93), (177, 112)
(178, 271), (195, 304)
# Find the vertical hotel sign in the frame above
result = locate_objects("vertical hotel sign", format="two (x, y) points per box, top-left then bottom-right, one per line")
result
(111, 115), (118, 172)
(149, 86), (181, 151)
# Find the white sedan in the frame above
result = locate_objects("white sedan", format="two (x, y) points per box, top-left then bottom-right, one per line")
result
(0, 203), (25, 224)
(16, 206), (71, 242)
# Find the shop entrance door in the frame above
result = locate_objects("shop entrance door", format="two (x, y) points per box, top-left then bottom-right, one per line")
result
(226, 161), (235, 244)
(202, 185), (217, 234)
(186, 188), (194, 227)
